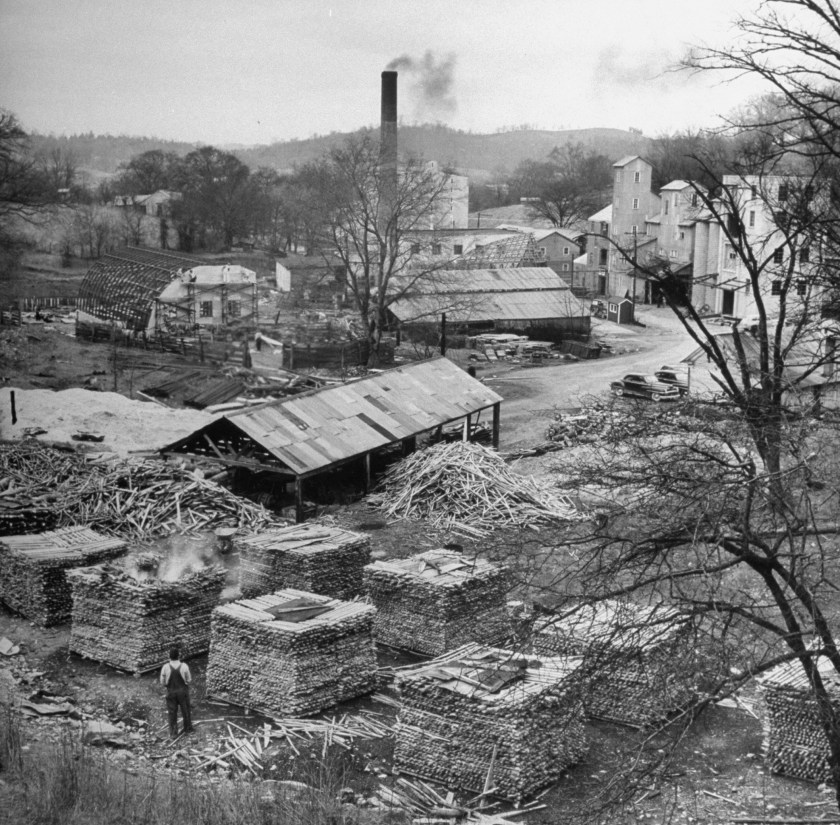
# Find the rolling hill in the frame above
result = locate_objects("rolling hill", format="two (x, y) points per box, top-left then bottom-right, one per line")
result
(29, 124), (652, 183)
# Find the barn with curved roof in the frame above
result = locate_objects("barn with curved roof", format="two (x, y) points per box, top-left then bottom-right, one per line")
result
(77, 247), (205, 332)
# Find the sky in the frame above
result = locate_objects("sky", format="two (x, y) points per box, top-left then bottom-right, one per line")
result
(0, 0), (781, 147)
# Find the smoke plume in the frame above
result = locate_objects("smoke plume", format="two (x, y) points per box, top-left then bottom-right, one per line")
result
(386, 51), (457, 120)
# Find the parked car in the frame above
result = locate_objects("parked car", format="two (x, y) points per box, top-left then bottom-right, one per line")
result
(654, 365), (690, 395)
(610, 373), (681, 401)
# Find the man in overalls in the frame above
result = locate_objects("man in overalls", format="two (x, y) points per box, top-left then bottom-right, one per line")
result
(159, 646), (194, 739)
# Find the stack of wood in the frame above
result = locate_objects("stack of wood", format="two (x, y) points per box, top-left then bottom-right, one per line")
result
(368, 442), (579, 538)
(0, 527), (127, 626)
(363, 549), (509, 656)
(393, 643), (586, 803)
(530, 599), (695, 727)
(757, 651), (840, 783)
(238, 523), (371, 600)
(207, 588), (377, 716)
(67, 561), (226, 673)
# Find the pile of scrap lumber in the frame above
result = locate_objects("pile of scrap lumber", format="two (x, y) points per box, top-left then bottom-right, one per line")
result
(207, 589), (377, 716)
(545, 407), (625, 447)
(757, 651), (840, 783)
(374, 776), (547, 824)
(364, 549), (509, 656)
(368, 442), (580, 538)
(238, 523), (371, 600)
(192, 713), (391, 775)
(393, 643), (586, 803)
(0, 527), (127, 626)
(530, 599), (695, 727)
(0, 441), (284, 540)
(68, 562), (226, 673)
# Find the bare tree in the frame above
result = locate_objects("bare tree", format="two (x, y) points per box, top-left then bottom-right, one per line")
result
(564, 135), (840, 814)
(509, 143), (612, 228)
(686, 0), (840, 164)
(0, 110), (49, 223)
(305, 135), (457, 363)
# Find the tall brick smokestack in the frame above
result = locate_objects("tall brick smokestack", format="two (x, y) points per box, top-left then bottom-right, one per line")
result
(381, 70), (398, 172)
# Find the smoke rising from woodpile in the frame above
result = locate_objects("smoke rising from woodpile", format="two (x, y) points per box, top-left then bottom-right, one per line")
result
(386, 51), (457, 120)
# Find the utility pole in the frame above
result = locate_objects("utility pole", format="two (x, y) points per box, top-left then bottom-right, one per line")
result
(631, 227), (638, 322)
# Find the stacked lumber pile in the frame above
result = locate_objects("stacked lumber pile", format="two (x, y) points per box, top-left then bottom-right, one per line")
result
(0, 441), (284, 540)
(0, 527), (127, 626)
(207, 588), (377, 716)
(363, 549), (508, 655)
(368, 442), (580, 538)
(757, 652), (840, 783)
(394, 643), (586, 803)
(530, 599), (695, 727)
(67, 562), (226, 672)
(238, 523), (370, 600)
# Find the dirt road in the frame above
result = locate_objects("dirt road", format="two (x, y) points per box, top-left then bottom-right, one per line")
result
(488, 306), (716, 448)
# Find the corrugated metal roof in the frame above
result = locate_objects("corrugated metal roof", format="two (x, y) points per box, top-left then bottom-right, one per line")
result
(389, 268), (587, 324)
(162, 358), (502, 477)
(390, 290), (587, 323)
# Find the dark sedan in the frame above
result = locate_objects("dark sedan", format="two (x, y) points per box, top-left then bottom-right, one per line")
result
(610, 373), (681, 402)
(654, 366), (690, 395)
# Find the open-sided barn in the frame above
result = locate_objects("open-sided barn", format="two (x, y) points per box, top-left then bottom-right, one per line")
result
(160, 357), (503, 520)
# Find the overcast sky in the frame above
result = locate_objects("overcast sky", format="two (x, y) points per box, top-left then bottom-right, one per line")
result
(1, 0), (778, 146)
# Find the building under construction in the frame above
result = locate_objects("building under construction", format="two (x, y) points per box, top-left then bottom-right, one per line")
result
(76, 247), (258, 337)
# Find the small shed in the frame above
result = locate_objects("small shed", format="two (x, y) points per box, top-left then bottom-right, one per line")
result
(757, 651), (840, 783)
(237, 523), (371, 600)
(0, 527), (127, 626)
(530, 599), (694, 727)
(363, 549), (508, 655)
(394, 643), (586, 802)
(207, 588), (377, 716)
(68, 561), (226, 673)
(606, 295), (635, 325)
(160, 358), (503, 521)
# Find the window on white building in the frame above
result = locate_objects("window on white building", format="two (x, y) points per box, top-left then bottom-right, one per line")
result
(772, 279), (782, 294)
(773, 247), (784, 264)
(453, 244), (463, 255)
(800, 247), (811, 263)
(431, 243), (441, 255)
(199, 301), (213, 318)
(691, 193), (699, 206)
(796, 279), (807, 295)
(679, 231), (685, 240)
(664, 200), (669, 215)
(634, 171), (641, 183)
(749, 211), (756, 227)
(227, 300), (241, 318)
(562, 263), (569, 271)
(563, 246), (570, 255)
(670, 250), (677, 258)
(632, 198), (639, 209)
